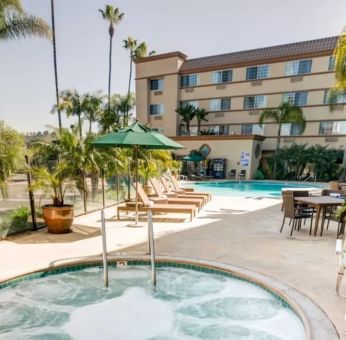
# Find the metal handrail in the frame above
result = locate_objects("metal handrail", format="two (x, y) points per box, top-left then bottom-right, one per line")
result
(101, 209), (109, 287)
(302, 174), (315, 183)
(147, 209), (156, 286)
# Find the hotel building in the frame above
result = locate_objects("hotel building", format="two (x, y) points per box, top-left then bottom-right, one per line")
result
(135, 36), (344, 177)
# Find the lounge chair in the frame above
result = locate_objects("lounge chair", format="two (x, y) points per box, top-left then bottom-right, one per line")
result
(117, 183), (197, 222)
(238, 170), (246, 180)
(160, 176), (209, 205)
(228, 169), (236, 179)
(150, 178), (203, 211)
(329, 181), (339, 190)
(168, 175), (212, 202)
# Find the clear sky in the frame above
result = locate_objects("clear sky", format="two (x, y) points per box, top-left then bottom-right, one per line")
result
(0, 0), (345, 132)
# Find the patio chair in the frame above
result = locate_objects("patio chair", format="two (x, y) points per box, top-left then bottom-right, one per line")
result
(238, 170), (246, 180)
(329, 181), (339, 190)
(280, 193), (313, 236)
(228, 169), (236, 179)
(162, 176), (211, 203)
(117, 183), (197, 222)
(150, 178), (203, 211)
(169, 175), (212, 202)
(170, 175), (195, 192)
(160, 176), (207, 205)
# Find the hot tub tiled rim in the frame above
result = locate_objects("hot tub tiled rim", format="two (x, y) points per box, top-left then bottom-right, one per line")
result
(0, 255), (332, 340)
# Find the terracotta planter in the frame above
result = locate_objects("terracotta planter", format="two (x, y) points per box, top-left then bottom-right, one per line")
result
(42, 205), (74, 234)
(143, 185), (154, 196)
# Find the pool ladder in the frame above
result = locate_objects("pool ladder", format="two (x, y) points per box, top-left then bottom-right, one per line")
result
(100, 209), (156, 288)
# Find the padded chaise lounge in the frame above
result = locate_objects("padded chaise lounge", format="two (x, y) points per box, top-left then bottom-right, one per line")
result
(117, 183), (197, 222)
(161, 176), (211, 204)
(150, 178), (203, 211)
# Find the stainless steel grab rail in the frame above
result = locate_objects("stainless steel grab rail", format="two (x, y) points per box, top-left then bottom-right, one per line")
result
(101, 209), (109, 287)
(148, 209), (156, 286)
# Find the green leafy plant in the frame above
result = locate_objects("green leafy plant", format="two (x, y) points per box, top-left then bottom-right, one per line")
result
(254, 169), (265, 180)
(259, 101), (306, 178)
(0, 206), (29, 235)
(138, 161), (158, 185)
(30, 161), (78, 207)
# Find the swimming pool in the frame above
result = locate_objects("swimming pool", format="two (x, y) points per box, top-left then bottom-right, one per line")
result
(191, 181), (323, 198)
(0, 264), (305, 339)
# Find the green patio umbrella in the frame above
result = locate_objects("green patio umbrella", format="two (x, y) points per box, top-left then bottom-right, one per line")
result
(182, 154), (205, 162)
(92, 121), (185, 226)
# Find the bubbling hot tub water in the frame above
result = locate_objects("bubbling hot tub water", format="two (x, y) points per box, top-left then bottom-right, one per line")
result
(0, 266), (305, 339)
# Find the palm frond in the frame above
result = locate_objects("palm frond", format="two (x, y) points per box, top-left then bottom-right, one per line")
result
(0, 0), (23, 13)
(258, 109), (279, 127)
(0, 13), (51, 41)
(334, 28), (346, 88)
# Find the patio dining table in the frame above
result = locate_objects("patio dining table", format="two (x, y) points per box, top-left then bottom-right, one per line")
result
(294, 196), (344, 236)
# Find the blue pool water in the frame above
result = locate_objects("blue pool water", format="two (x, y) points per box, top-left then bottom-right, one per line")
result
(190, 181), (323, 198)
(0, 266), (305, 339)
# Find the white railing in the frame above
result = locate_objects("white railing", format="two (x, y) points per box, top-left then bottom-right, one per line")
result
(100, 209), (109, 287)
(147, 209), (156, 286)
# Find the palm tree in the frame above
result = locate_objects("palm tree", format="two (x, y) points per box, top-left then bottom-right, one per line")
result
(53, 90), (93, 140)
(50, 0), (62, 130)
(83, 93), (103, 134)
(0, 0), (51, 41)
(330, 29), (346, 171)
(99, 5), (124, 111)
(123, 37), (151, 96)
(175, 104), (196, 136)
(259, 101), (306, 178)
(118, 93), (135, 127)
(0, 120), (24, 198)
(195, 108), (209, 135)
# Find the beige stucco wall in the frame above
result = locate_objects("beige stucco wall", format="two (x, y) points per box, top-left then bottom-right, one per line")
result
(172, 137), (263, 180)
(135, 51), (344, 152)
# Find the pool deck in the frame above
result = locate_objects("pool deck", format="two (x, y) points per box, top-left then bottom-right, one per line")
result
(0, 194), (344, 338)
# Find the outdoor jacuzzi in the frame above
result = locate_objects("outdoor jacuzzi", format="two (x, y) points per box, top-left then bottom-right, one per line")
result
(0, 260), (306, 340)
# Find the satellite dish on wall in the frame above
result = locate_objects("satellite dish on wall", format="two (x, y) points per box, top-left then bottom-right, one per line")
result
(199, 144), (211, 158)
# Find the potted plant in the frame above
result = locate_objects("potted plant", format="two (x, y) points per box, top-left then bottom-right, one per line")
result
(170, 160), (182, 179)
(138, 162), (158, 196)
(30, 162), (78, 234)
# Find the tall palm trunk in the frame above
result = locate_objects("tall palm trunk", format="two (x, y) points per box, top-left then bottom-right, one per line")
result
(125, 50), (133, 125)
(186, 121), (190, 136)
(89, 120), (92, 135)
(107, 32), (113, 111)
(197, 120), (201, 135)
(127, 50), (133, 96)
(50, 0), (62, 130)
(273, 124), (281, 179)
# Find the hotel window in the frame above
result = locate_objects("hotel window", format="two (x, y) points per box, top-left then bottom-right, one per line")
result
(244, 95), (267, 109)
(280, 123), (303, 136)
(150, 79), (164, 91)
(210, 98), (231, 111)
(319, 121), (346, 135)
(282, 92), (308, 106)
(241, 124), (264, 135)
(180, 74), (199, 87)
(149, 104), (164, 115)
(212, 70), (232, 84)
(285, 59), (312, 76)
(180, 100), (199, 108)
(328, 56), (336, 71)
(324, 90), (346, 104)
(246, 65), (270, 80)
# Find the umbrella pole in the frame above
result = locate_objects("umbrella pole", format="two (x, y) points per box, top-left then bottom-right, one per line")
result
(135, 145), (139, 225)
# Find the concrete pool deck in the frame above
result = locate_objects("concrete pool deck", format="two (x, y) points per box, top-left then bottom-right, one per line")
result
(0, 195), (345, 338)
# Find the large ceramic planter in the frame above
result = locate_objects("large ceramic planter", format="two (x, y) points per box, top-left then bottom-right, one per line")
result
(42, 205), (74, 234)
